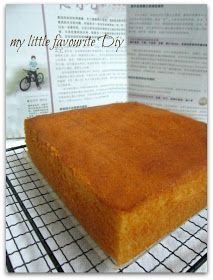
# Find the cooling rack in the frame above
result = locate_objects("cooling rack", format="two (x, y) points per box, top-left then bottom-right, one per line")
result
(6, 145), (207, 273)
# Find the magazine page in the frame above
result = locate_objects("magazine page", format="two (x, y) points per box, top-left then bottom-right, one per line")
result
(6, 4), (127, 138)
(43, 4), (127, 112)
(127, 4), (207, 122)
(6, 4), (208, 139)
(6, 4), (52, 138)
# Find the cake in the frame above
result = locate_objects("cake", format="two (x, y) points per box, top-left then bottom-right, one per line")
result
(24, 102), (207, 265)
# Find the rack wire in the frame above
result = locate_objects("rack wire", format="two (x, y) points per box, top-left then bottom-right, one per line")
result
(6, 145), (207, 273)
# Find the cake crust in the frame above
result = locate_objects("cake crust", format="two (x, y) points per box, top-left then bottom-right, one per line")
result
(25, 102), (207, 265)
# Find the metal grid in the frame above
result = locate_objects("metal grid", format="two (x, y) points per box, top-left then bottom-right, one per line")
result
(6, 145), (207, 273)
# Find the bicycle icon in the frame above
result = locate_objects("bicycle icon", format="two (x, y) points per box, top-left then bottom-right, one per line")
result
(19, 68), (44, 91)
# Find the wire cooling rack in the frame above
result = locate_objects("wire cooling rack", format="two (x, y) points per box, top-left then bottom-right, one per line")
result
(6, 145), (207, 273)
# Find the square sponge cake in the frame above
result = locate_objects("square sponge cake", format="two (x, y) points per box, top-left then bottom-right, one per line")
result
(25, 102), (207, 265)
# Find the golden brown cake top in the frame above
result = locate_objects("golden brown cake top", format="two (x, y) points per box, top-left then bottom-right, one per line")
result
(25, 102), (207, 211)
